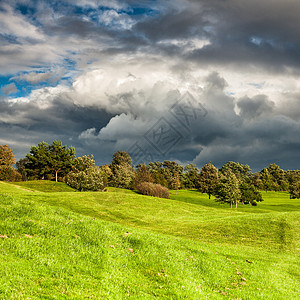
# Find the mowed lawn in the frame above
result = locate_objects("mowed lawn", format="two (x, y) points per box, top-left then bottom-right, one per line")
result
(0, 181), (299, 299)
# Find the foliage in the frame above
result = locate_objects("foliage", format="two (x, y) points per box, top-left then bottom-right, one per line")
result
(16, 158), (29, 181)
(148, 161), (168, 187)
(66, 166), (105, 191)
(47, 140), (75, 182)
(136, 182), (170, 198)
(182, 163), (199, 189)
(109, 151), (135, 188)
(220, 161), (251, 182)
(170, 171), (181, 191)
(0, 145), (16, 166)
(198, 162), (219, 198)
(0, 165), (22, 182)
(289, 180), (300, 199)
(240, 182), (263, 205)
(133, 164), (153, 189)
(25, 141), (75, 182)
(66, 155), (105, 191)
(260, 164), (289, 191)
(215, 170), (241, 208)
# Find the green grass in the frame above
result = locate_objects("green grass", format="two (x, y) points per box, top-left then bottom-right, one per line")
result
(0, 182), (299, 299)
(10, 180), (76, 193)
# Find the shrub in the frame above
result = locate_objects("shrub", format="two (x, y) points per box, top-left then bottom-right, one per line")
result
(66, 166), (105, 191)
(136, 182), (169, 199)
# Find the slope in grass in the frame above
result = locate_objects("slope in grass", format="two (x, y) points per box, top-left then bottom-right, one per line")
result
(0, 190), (299, 299)
(11, 180), (76, 193)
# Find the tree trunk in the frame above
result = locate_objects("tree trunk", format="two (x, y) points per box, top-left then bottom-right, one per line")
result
(209, 193), (211, 199)
(235, 201), (237, 208)
(230, 201), (232, 208)
(55, 171), (58, 182)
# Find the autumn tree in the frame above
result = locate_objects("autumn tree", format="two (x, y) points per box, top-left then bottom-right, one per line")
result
(197, 163), (219, 199)
(0, 145), (16, 166)
(0, 145), (21, 182)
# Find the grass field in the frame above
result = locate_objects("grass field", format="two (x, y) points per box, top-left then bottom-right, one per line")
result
(0, 181), (299, 299)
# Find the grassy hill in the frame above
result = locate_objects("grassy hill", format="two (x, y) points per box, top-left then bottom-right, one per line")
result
(0, 181), (299, 299)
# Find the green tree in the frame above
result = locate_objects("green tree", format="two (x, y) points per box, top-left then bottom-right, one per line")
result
(110, 151), (135, 188)
(25, 141), (75, 182)
(220, 161), (251, 183)
(163, 161), (184, 189)
(215, 170), (241, 208)
(170, 171), (181, 194)
(25, 142), (50, 180)
(148, 162), (168, 187)
(260, 164), (289, 191)
(16, 158), (29, 181)
(260, 168), (277, 191)
(133, 164), (153, 189)
(289, 180), (300, 199)
(66, 155), (106, 191)
(182, 164), (199, 189)
(240, 182), (263, 205)
(48, 140), (75, 182)
(198, 163), (219, 199)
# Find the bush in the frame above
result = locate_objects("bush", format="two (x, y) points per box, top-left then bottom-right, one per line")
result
(0, 166), (22, 182)
(66, 166), (106, 191)
(136, 182), (169, 199)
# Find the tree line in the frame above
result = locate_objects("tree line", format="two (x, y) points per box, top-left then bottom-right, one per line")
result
(0, 142), (300, 206)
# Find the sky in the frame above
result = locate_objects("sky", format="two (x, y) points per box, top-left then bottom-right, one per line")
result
(0, 0), (300, 171)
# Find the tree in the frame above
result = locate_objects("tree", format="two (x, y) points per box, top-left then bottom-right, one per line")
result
(182, 164), (199, 189)
(260, 164), (289, 191)
(148, 161), (168, 187)
(16, 158), (29, 181)
(133, 164), (153, 189)
(66, 155), (106, 191)
(289, 180), (300, 199)
(215, 170), (241, 208)
(0, 145), (16, 166)
(48, 140), (75, 182)
(0, 145), (21, 182)
(109, 151), (135, 188)
(198, 163), (219, 199)
(240, 182), (263, 205)
(163, 161), (184, 189)
(220, 161), (251, 183)
(25, 141), (75, 181)
(170, 171), (181, 194)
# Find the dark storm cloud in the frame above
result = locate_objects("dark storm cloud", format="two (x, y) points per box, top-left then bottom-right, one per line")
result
(237, 95), (275, 120)
(131, 0), (300, 72)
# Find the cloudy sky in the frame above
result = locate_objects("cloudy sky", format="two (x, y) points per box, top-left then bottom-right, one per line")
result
(0, 0), (300, 171)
